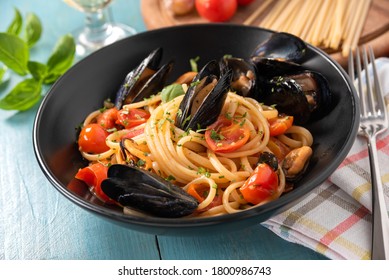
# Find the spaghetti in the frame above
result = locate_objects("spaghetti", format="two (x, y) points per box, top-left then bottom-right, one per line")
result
(76, 79), (313, 217)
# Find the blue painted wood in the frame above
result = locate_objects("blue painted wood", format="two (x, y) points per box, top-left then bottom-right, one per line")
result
(157, 226), (327, 260)
(0, 0), (327, 260)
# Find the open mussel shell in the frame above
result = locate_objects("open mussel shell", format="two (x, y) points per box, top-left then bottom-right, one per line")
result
(258, 70), (332, 124)
(115, 48), (165, 109)
(175, 60), (232, 131)
(250, 32), (307, 79)
(131, 60), (174, 103)
(220, 57), (257, 97)
(101, 164), (199, 218)
(251, 32), (308, 63)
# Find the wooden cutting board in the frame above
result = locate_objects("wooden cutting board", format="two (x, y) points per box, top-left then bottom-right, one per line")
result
(141, 0), (389, 68)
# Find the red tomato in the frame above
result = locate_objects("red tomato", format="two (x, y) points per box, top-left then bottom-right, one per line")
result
(96, 107), (118, 129)
(116, 108), (150, 129)
(195, 0), (237, 22)
(75, 163), (114, 203)
(240, 163), (279, 205)
(122, 128), (145, 139)
(187, 183), (222, 211)
(237, 0), (254, 5)
(268, 114), (293, 136)
(205, 116), (250, 153)
(78, 123), (110, 154)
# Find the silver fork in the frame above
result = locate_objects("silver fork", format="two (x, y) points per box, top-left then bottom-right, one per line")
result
(348, 46), (389, 260)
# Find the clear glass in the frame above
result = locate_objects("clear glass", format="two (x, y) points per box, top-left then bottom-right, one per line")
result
(64, 0), (136, 58)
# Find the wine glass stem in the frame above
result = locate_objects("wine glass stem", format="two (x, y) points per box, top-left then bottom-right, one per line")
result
(83, 8), (112, 44)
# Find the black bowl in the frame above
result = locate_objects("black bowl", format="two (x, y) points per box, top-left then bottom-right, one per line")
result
(33, 24), (359, 235)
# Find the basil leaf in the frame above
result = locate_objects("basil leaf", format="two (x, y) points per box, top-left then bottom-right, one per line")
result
(0, 64), (7, 83)
(0, 78), (42, 111)
(43, 34), (75, 84)
(28, 61), (47, 81)
(24, 13), (42, 47)
(0, 32), (29, 75)
(6, 8), (23, 36)
(161, 83), (185, 103)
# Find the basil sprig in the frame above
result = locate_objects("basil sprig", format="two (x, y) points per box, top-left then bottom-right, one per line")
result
(0, 8), (75, 111)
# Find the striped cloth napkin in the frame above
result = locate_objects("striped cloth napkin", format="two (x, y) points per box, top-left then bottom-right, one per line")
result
(263, 58), (389, 260)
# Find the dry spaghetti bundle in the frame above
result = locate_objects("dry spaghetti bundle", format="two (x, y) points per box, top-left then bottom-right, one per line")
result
(244, 0), (372, 56)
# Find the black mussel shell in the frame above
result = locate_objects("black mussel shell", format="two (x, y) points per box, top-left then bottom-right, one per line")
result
(258, 70), (332, 124)
(114, 48), (164, 108)
(220, 57), (257, 97)
(251, 32), (308, 63)
(101, 164), (199, 218)
(251, 56), (303, 78)
(175, 60), (232, 131)
(257, 152), (278, 171)
(131, 60), (174, 103)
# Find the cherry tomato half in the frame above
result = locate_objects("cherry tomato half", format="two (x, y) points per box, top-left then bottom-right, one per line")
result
(195, 0), (237, 22)
(75, 163), (114, 204)
(116, 108), (150, 129)
(268, 114), (294, 136)
(96, 107), (118, 129)
(205, 116), (250, 153)
(240, 163), (279, 205)
(78, 123), (110, 154)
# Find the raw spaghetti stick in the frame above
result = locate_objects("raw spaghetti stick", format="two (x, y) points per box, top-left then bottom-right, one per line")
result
(243, 0), (272, 26)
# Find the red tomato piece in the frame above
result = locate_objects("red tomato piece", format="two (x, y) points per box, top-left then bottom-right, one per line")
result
(195, 0), (237, 22)
(78, 123), (110, 154)
(240, 163), (279, 205)
(116, 108), (150, 129)
(187, 183), (222, 211)
(122, 128), (145, 139)
(268, 114), (293, 136)
(205, 116), (250, 153)
(75, 163), (114, 204)
(96, 107), (118, 129)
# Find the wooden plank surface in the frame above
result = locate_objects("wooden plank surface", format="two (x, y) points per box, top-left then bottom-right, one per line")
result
(158, 226), (327, 260)
(141, 0), (389, 67)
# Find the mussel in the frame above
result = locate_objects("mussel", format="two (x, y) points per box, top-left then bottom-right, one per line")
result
(250, 32), (307, 78)
(282, 146), (312, 182)
(114, 48), (173, 108)
(257, 151), (278, 172)
(220, 57), (257, 97)
(175, 60), (232, 131)
(101, 164), (199, 218)
(257, 71), (332, 124)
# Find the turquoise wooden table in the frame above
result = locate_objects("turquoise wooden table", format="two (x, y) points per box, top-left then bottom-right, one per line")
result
(0, 0), (327, 260)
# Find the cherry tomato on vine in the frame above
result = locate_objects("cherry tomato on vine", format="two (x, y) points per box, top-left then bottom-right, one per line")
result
(240, 163), (279, 205)
(268, 114), (293, 136)
(116, 108), (150, 129)
(205, 115), (250, 153)
(78, 123), (110, 154)
(195, 0), (237, 22)
(75, 163), (114, 204)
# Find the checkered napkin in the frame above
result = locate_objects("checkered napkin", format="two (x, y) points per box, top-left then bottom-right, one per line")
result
(262, 58), (389, 260)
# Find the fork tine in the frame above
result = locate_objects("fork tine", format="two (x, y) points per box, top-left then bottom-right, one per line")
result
(369, 46), (388, 121)
(362, 46), (375, 118)
(356, 47), (366, 116)
(348, 48), (355, 81)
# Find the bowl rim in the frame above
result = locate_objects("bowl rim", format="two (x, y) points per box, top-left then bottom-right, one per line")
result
(32, 23), (360, 228)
